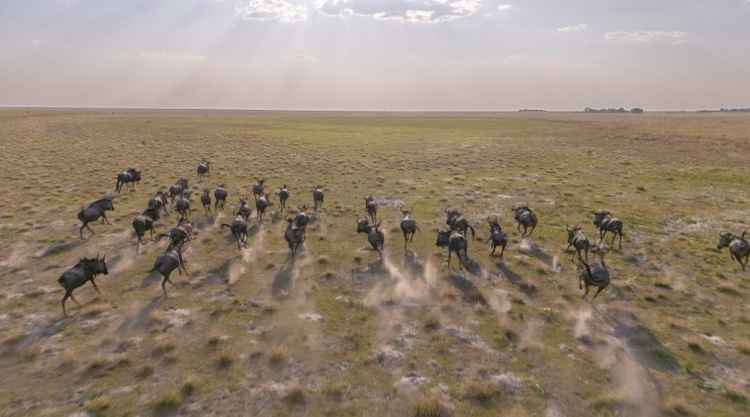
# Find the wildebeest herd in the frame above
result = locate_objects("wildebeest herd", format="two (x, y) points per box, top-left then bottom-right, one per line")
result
(58, 162), (749, 316)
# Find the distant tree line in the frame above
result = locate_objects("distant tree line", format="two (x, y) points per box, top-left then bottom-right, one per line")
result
(518, 109), (547, 112)
(584, 107), (644, 114)
(719, 108), (750, 113)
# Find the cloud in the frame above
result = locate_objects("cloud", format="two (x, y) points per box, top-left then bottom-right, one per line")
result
(605, 30), (688, 45)
(557, 23), (587, 33)
(497, 4), (512, 11)
(235, 0), (308, 23)
(316, 0), (495, 24)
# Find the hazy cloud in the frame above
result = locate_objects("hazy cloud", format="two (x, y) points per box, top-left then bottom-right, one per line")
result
(316, 0), (491, 23)
(605, 30), (688, 45)
(235, 0), (308, 23)
(557, 23), (587, 33)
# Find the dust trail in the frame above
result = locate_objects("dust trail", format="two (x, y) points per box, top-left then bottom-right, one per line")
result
(110, 246), (137, 275)
(573, 305), (593, 341)
(518, 318), (543, 350)
(365, 254), (435, 307)
(226, 227), (265, 285)
(486, 288), (511, 322)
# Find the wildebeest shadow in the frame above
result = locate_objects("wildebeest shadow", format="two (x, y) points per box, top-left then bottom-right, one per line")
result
(497, 263), (537, 297)
(141, 270), (163, 288)
(404, 250), (424, 277)
(33, 240), (84, 259)
(352, 259), (386, 280)
(607, 308), (681, 373)
(460, 256), (482, 276)
(520, 239), (554, 268)
(446, 273), (488, 306)
(117, 296), (164, 336)
(272, 258), (296, 297)
(194, 216), (215, 230)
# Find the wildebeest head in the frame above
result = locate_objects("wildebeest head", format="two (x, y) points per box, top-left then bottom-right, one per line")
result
(356, 219), (372, 234)
(82, 255), (108, 275)
(717, 232), (736, 249)
(592, 210), (611, 227)
(566, 224), (582, 241)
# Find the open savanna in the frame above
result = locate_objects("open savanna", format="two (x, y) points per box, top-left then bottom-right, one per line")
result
(0, 109), (749, 417)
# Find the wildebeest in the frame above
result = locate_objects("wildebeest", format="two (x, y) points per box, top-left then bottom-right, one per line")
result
(169, 178), (189, 201)
(365, 196), (378, 223)
(285, 218), (306, 257)
(278, 185), (290, 211)
(133, 207), (160, 254)
(175, 193), (191, 221)
(77, 196), (115, 239)
(577, 254), (610, 300)
(293, 207), (311, 229)
(313, 186), (324, 212)
(214, 185), (228, 210)
(252, 179), (265, 200)
(222, 215), (249, 250)
(201, 189), (211, 214)
(256, 193), (271, 223)
(197, 160), (210, 180)
(511, 205), (538, 237)
(149, 191), (170, 216)
(151, 248), (187, 298)
(236, 198), (252, 222)
(566, 225), (591, 261)
(436, 229), (468, 269)
(157, 220), (193, 253)
(115, 168), (141, 193)
(444, 209), (476, 241)
(357, 219), (384, 259)
(592, 210), (624, 249)
(717, 231), (749, 271)
(486, 218), (508, 258)
(58, 255), (108, 316)
(400, 209), (419, 252)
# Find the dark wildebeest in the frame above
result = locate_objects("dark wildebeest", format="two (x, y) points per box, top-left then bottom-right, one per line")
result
(197, 160), (210, 180)
(151, 248), (187, 298)
(400, 209), (419, 252)
(511, 205), (538, 237)
(175, 193), (191, 221)
(252, 179), (265, 200)
(278, 185), (290, 211)
(169, 178), (189, 201)
(149, 191), (170, 216)
(436, 229), (468, 269)
(717, 231), (749, 271)
(115, 168), (141, 193)
(576, 254), (610, 300)
(236, 198), (252, 222)
(58, 255), (108, 316)
(294, 207), (311, 229)
(222, 215), (249, 250)
(157, 220), (193, 253)
(214, 185), (228, 210)
(486, 218), (508, 258)
(77, 196), (115, 239)
(256, 193), (271, 223)
(356, 219), (384, 259)
(285, 218), (306, 257)
(566, 225), (591, 261)
(201, 189), (211, 214)
(313, 186), (324, 212)
(592, 210), (624, 249)
(365, 196), (378, 223)
(133, 207), (160, 254)
(444, 209), (476, 241)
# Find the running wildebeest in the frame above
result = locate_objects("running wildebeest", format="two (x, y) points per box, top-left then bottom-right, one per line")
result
(256, 193), (271, 223)
(252, 179), (265, 200)
(294, 206), (311, 229)
(151, 248), (187, 298)
(486, 218), (508, 258)
(576, 253), (610, 300)
(717, 231), (749, 271)
(365, 196), (378, 223)
(444, 209), (476, 241)
(214, 185), (228, 210)
(77, 196), (115, 239)
(511, 205), (538, 237)
(566, 225), (591, 261)
(236, 198), (252, 222)
(149, 191), (170, 216)
(357, 219), (384, 259)
(592, 210), (624, 249)
(201, 189), (211, 214)
(58, 255), (108, 316)
(115, 168), (141, 193)
(197, 160), (210, 180)
(400, 209), (419, 252)
(285, 218), (306, 257)
(157, 220), (193, 253)
(175, 192), (191, 221)
(278, 185), (290, 211)
(133, 207), (160, 254)
(169, 178), (189, 201)
(436, 229), (468, 269)
(313, 186), (324, 212)
(222, 215), (249, 250)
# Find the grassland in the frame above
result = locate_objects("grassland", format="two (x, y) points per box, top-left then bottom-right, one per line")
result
(0, 109), (749, 417)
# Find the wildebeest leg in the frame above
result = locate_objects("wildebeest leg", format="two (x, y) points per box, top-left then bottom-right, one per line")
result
(79, 224), (86, 240)
(161, 276), (169, 298)
(584, 246), (589, 262)
(101, 212), (111, 225)
(90, 278), (101, 294)
(592, 286), (606, 299)
(582, 284), (590, 299)
(499, 242), (506, 259)
(490, 243), (496, 256)
(618, 232), (623, 249)
(61, 292), (71, 316)
(85, 223), (95, 236)
(69, 293), (82, 307)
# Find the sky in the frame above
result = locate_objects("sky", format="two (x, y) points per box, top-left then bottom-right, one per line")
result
(1, 0), (749, 110)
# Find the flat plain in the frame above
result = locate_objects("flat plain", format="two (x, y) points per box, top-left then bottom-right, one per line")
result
(0, 109), (749, 417)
